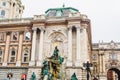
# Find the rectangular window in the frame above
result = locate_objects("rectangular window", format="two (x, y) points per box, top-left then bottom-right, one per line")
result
(9, 49), (16, 62)
(11, 32), (18, 41)
(22, 48), (30, 63)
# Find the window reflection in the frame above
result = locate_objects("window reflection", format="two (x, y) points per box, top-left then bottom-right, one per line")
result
(25, 32), (31, 41)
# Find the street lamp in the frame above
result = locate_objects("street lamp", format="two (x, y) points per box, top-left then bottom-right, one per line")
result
(83, 61), (92, 80)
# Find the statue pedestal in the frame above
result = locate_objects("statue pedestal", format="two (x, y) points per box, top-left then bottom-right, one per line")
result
(40, 46), (66, 80)
(37, 61), (42, 66)
(29, 61), (35, 66)
(16, 61), (21, 66)
(75, 60), (81, 67)
(2, 62), (7, 66)
(66, 60), (72, 66)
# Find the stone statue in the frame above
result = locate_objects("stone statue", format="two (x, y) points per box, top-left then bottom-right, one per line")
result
(71, 73), (78, 80)
(31, 72), (36, 80)
(53, 46), (59, 59)
(40, 46), (65, 80)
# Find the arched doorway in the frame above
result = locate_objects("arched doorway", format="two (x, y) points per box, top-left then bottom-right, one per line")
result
(107, 68), (120, 80)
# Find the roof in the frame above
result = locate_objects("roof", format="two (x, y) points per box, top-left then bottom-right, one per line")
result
(45, 7), (79, 17)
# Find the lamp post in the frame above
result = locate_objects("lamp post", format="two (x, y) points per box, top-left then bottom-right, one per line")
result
(83, 61), (92, 80)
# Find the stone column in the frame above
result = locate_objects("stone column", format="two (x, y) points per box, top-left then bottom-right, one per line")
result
(75, 26), (81, 66)
(99, 53), (102, 73)
(81, 25), (89, 64)
(67, 27), (72, 66)
(16, 31), (24, 66)
(103, 54), (106, 73)
(37, 28), (44, 66)
(2, 32), (11, 66)
(98, 53), (101, 73)
(29, 28), (37, 66)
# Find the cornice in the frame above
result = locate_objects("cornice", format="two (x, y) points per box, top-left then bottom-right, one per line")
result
(0, 22), (32, 28)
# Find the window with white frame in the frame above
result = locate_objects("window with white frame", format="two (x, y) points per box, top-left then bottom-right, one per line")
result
(0, 48), (2, 62)
(12, 32), (18, 41)
(24, 32), (31, 41)
(22, 48), (30, 62)
(9, 48), (16, 62)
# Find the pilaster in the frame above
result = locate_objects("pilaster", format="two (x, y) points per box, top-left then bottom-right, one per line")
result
(2, 32), (11, 66)
(29, 28), (37, 66)
(16, 31), (24, 66)
(67, 27), (72, 66)
(75, 26), (81, 67)
(37, 28), (44, 66)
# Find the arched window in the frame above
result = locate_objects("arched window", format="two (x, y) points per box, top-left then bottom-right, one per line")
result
(23, 48), (30, 62)
(0, 49), (2, 62)
(25, 32), (31, 41)
(1, 10), (5, 16)
(9, 48), (16, 62)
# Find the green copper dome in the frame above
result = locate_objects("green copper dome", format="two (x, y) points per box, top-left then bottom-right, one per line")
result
(45, 7), (79, 17)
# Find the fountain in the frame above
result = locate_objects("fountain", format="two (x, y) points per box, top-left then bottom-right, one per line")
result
(40, 46), (66, 80)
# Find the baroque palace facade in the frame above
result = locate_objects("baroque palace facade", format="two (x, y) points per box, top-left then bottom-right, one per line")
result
(0, 0), (120, 80)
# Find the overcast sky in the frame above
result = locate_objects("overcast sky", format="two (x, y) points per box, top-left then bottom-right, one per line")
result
(21, 0), (120, 43)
